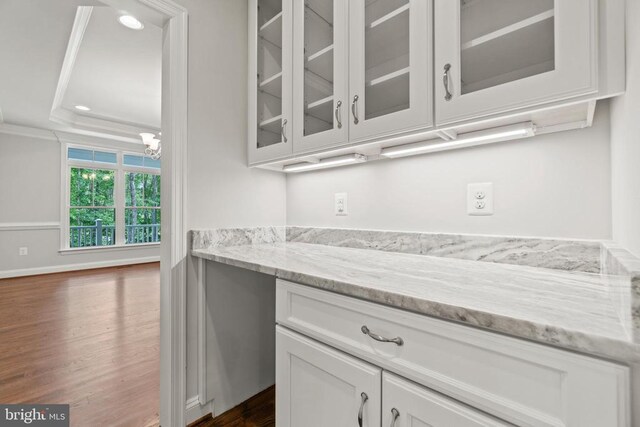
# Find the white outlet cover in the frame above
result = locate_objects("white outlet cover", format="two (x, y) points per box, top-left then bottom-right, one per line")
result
(19, 247), (28, 256)
(335, 192), (348, 216)
(467, 183), (493, 216)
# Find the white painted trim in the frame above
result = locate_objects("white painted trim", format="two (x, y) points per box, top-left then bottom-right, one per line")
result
(0, 222), (60, 231)
(0, 256), (160, 279)
(49, 5), (159, 141)
(59, 242), (160, 254)
(0, 123), (57, 141)
(197, 258), (208, 404)
(50, 6), (93, 115)
(94, 1), (189, 424)
(0, 106), (4, 123)
(186, 396), (213, 425)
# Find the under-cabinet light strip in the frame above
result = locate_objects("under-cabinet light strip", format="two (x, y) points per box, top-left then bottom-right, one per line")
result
(380, 122), (536, 158)
(283, 154), (367, 173)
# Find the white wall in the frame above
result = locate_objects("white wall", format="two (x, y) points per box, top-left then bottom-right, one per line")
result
(610, 0), (640, 258)
(0, 131), (160, 276)
(179, 0), (286, 418)
(287, 104), (612, 240)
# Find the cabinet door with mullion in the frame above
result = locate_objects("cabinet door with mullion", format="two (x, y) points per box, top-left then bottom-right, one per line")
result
(348, 0), (433, 143)
(249, 0), (294, 164)
(434, 0), (598, 126)
(292, 0), (348, 153)
(276, 326), (381, 427)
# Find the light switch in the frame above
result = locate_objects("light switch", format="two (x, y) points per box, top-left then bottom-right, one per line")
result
(467, 183), (493, 216)
(335, 193), (348, 216)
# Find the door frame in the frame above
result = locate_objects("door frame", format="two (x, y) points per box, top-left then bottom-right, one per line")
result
(100, 0), (189, 425)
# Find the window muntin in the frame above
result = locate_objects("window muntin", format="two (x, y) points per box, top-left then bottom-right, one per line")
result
(125, 172), (161, 244)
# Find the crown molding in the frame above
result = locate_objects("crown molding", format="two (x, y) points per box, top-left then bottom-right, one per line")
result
(0, 123), (57, 141)
(51, 6), (93, 114)
(50, 5), (160, 141)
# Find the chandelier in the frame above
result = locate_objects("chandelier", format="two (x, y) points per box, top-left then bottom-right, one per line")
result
(140, 132), (161, 160)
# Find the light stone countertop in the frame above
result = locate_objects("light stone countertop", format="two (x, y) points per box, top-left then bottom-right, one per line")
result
(192, 241), (640, 362)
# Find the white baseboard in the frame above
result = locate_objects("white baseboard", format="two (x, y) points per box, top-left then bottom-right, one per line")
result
(185, 396), (213, 425)
(0, 256), (160, 279)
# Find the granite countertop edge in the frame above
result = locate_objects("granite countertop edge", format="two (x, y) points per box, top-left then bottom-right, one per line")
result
(191, 245), (640, 364)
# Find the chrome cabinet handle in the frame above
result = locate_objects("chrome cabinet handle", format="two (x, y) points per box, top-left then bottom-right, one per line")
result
(335, 100), (343, 129)
(389, 408), (400, 427)
(361, 325), (404, 346)
(443, 63), (453, 101)
(281, 119), (288, 143)
(351, 95), (359, 124)
(358, 392), (368, 427)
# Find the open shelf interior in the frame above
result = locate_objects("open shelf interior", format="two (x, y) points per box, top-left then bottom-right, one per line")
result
(364, 0), (410, 120)
(303, 0), (334, 137)
(257, 0), (283, 149)
(460, 0), (555, 94)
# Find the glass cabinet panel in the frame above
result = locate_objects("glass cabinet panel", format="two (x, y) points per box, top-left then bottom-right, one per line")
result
(364, 0), (410, 120)
(459, 0), (555, 95)
(257, 0), (284, 149)
(303, 0), (334, 137)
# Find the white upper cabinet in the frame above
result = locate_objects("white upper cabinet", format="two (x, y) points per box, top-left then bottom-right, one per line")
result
(434, 0), (598, 125)
(292, 0), (349, 152)
(348, 0), (433, 142)
(249, 0), (294, 163)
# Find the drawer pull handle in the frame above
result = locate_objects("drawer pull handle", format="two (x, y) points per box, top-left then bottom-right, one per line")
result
(390, 408), (400, 427)
(361, 325), (404, 346)
(358, 392), (368, 427)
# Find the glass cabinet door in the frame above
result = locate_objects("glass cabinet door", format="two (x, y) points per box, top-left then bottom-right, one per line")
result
(348, 0), (433, 142)
(249, 0), (293, 164)
(435, 0), (598, 125)
(292, 0), (348, 152)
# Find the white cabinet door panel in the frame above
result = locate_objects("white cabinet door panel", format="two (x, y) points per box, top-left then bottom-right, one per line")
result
(434, 0), (598, 126)
(348, 0), (433, 142)
(276, 326), (382, 427)
(383, 372), (509, 427)
(292, 0), (349, 153)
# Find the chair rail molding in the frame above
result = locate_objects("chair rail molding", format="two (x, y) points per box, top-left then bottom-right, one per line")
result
(0, 222), (60, 231)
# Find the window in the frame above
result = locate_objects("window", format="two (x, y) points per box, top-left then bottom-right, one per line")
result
(64, 146), (161, 249)
(125, 171), (161, 244)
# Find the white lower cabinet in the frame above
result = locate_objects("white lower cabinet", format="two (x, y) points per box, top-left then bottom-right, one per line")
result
(276, 280), (631, 427)
(383, 372), (507, 427)
(276, 326), (381, 427)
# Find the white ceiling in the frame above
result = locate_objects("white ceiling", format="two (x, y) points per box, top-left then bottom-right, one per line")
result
(0, 0), (161, 142)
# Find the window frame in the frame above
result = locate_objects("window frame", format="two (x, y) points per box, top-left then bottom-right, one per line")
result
(61, 143), (161, 251)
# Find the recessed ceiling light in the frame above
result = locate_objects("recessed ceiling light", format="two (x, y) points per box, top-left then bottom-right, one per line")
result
(118, 15), (144, 30)
(74, 105), (91, 111)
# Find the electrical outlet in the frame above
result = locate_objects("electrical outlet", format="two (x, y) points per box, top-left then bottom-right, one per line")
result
(467, 183), (493, 216)
(335, 193), (348, 216)
(19, 247), (28, 256)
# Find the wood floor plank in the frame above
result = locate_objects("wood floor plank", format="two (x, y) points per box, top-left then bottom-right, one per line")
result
(189, 386), (275, 427)
(0, 263), (160, 427)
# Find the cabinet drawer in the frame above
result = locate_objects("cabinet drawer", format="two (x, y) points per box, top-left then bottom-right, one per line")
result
(276, 279), (630, 427)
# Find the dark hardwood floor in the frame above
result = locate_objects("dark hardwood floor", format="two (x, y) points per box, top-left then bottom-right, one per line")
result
(189, 386), (275, 427)
(0, 263), (160, 427)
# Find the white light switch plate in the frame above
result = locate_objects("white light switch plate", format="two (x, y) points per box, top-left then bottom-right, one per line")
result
(467, 183), (493, 216)
(335, 193), (348, 216)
